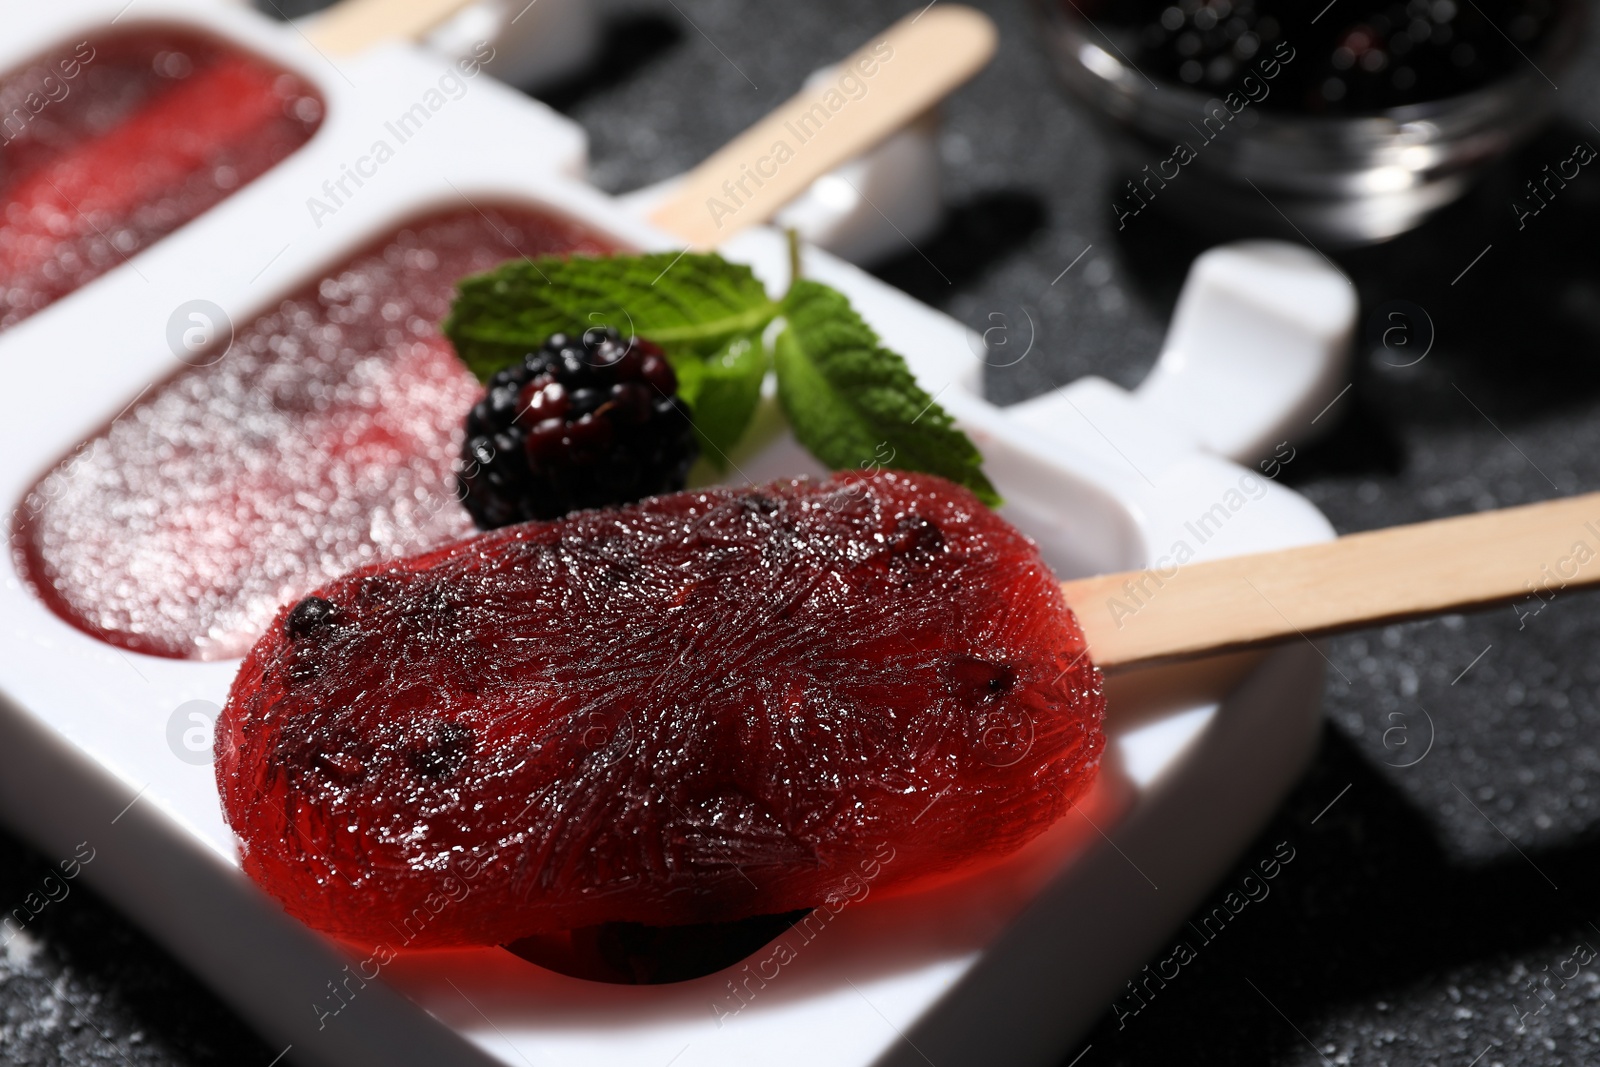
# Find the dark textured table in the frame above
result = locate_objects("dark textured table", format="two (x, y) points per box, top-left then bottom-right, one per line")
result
(6, 1), (1600, 1063)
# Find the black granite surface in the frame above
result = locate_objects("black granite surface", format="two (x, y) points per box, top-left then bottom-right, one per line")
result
(6, 0), (1600, 1063)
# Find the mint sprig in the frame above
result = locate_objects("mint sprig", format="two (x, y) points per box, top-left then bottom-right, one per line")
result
(442, 251), (1000, 506)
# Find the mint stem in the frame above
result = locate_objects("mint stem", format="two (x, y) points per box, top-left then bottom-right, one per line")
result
(786, 228), (803, 298)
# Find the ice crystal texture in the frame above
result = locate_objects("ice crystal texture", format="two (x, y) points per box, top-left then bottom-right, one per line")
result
(15, 206), (612, 659)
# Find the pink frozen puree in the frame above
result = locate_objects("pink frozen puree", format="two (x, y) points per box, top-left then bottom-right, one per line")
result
(15, 205), (614, 659)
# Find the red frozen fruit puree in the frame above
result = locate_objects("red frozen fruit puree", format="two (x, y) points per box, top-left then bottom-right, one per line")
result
(14, 206), (614, 659)
(0, 28), (324, 331)
(215, 471), (1105, 946)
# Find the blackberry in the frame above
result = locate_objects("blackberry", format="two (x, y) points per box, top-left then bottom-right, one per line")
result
(457, 328), (698, 528)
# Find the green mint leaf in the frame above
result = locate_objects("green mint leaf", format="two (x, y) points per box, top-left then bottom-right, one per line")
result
(443, 253), (781, 382)
(774, 280), (1000, 507)
(673, 334), (769, 468)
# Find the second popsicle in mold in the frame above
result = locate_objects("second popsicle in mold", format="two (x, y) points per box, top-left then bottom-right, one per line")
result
(16, 204), (612, 660)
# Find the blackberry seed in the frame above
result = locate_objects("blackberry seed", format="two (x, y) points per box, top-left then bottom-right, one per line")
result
(284, 595), (339, 639)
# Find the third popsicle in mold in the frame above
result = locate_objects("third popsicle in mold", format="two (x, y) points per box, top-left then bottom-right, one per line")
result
(15, 205), (614, 659)
(0, 26), (323, 330)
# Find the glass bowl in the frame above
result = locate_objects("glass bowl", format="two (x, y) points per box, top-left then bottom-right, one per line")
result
(1038, 0), (1588, 246)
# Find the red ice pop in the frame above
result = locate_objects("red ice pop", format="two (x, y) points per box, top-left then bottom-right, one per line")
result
(0, 29), (323, 330)
(214, 471), (1106, 945)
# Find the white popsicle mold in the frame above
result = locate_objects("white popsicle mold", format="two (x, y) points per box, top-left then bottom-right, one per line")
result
(0, 3), (1354, 1065)
(1132, 241), (1357, 465)
(421, 0), (601, 90)
(213, 0), (606, 89)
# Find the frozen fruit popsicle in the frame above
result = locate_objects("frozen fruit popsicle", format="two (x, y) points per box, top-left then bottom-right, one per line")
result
(0, 28), (324, 331)
(214, 471), (1106, 946)
(14, 205), (613, 660)
(212, 465), (1600, 948)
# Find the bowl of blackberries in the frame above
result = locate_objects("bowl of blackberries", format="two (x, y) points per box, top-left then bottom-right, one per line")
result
(1041, 0), (1585, 244)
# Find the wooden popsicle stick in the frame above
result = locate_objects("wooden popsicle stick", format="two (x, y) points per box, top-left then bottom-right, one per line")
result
(648, 6), (998, 247)
(305, 0), (480, 55)
(1061, 492), (1600, 673)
